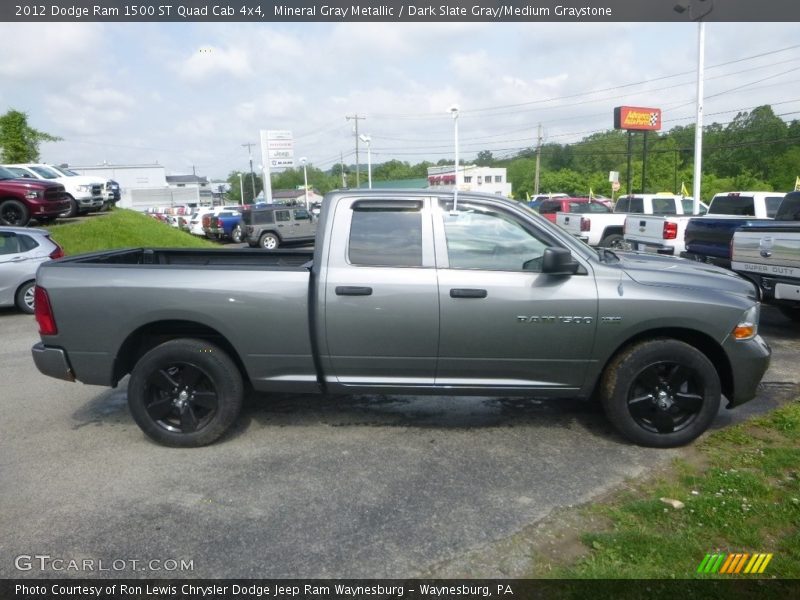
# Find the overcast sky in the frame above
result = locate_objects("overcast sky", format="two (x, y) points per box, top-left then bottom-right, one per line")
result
(1, 21), (799, 180)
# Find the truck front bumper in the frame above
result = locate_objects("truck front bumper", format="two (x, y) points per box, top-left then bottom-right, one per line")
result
(31, 343), (75, 382)
(722, 334), (771, 408)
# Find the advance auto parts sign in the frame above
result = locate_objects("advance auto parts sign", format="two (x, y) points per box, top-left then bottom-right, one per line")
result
(614, 106), (662, 131)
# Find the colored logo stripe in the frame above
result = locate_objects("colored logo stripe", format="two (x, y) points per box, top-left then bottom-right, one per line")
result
(698, 553), (773, 574)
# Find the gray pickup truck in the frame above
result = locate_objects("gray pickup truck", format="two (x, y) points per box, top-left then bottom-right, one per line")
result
(32, 190), (770, 448)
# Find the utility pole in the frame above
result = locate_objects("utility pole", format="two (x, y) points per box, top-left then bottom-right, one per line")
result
(346, 114), (366, 188)
(533, 123), (543, 196)
(340, 151), (347, 188)
(242, 142), (257, 200)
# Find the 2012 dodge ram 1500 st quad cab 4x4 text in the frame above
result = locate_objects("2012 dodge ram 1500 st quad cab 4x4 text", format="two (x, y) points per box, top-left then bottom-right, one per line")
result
(31, 190), (770, 448)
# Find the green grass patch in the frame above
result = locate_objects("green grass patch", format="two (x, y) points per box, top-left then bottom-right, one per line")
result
(47, 209), (217, 255)
(534, 401), (800, 579)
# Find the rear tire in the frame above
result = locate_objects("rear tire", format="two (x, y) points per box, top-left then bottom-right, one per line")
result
(15, 281), (36, 314)
(0, 199), (30, 226)
(231, 225), (243, 243)
(127, 339), (243, 447)
(600, 339), (721, 448)
(259, 232), (279, 250)
(600, 233), (625, 248)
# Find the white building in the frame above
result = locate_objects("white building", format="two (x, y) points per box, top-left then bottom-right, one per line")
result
(427, 165), (512, 197)
(69, 164), (212, 210)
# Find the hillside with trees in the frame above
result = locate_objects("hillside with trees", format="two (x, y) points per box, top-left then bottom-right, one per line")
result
(225, 104), (797, 203)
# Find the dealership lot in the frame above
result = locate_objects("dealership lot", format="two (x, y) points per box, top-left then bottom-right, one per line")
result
(1, 306), (797, 578)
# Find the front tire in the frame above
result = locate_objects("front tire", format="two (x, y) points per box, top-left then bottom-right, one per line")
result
(778, 304), (800, 323)
(60, 195), (79, 219)
(15, 281), (36, 314)
(259, 232), (279, 250)
(600, 339), (721, 448)
(0, 199), (30, 226)
(127, 339), (243, 447)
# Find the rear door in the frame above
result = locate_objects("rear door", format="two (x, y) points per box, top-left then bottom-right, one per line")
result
(432, 199), (598, 391)
(322, 197), (440, 388)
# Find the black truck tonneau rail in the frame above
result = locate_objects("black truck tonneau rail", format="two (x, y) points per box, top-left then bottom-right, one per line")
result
(58, 247), (314, 269)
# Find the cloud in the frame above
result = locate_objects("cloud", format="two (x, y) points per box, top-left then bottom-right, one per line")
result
(0, 23), (105, 81)
(178, 44), (253, 81)
(45, 83), (137, 133)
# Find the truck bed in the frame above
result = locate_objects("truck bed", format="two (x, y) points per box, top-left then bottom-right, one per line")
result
(60, 247), (314, 269)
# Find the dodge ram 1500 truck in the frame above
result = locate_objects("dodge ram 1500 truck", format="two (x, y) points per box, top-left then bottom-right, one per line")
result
(31, 190), (770, 448)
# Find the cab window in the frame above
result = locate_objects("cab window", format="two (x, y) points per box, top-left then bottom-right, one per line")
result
(348, 204), (423, 267)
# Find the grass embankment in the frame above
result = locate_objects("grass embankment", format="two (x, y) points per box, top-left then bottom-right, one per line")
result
(47, 209), (217, 254)
(536, 402), (800, 580)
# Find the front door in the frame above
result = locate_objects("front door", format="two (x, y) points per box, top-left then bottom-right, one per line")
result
(433, 199), (598, 391)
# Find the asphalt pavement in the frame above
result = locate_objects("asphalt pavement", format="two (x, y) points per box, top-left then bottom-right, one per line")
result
(0, 305), (797, 578)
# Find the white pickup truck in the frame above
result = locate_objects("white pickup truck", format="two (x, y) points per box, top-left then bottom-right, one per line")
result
(557, 194), (696, 248)
(622, 197), (709, 256)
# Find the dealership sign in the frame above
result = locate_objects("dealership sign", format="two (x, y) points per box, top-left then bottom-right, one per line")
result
(614, 106), (662, 131)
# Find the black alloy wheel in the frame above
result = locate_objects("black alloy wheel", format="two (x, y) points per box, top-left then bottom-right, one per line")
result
(600, 339), (720, 447)
(128, 339), (243, 447)
(143, 362), (219, 434)
(0, 199), (29, 226)
(627, 362), (703, 434)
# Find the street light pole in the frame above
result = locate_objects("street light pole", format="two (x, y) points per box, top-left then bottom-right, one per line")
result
(300, 157), (309, 209)
(238, 172), (244, 206)
(449, 104), (460, 211)
(359, 135), (372, 189)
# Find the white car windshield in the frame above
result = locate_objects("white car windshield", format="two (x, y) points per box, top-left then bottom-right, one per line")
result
(29, 166), (61, 179)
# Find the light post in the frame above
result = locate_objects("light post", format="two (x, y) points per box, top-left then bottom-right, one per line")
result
(448, 104), (460, 211)
(359, 135), (372, 189)
(237, 172), (244, 206)
(300, 157), (309, 209)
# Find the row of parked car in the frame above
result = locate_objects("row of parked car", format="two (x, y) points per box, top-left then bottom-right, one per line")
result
(147, 202), (318, 249)
(0, 163), (120, 227)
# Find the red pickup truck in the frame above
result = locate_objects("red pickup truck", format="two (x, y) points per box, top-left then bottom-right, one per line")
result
(0, 166), (70, 226)
(536, 197), (612, 223)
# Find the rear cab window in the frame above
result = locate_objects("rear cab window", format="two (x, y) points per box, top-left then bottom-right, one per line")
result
(348, 201), (423, 267)
(709, 195), (756, 216)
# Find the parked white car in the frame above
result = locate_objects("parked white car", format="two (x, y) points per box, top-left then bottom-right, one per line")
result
(0, 226), (64, 313)
(2, 164), (104, 217)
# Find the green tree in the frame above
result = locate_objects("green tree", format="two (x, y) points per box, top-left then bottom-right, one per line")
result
(0, 109), (62, 163)
(475, 150), (494, 166)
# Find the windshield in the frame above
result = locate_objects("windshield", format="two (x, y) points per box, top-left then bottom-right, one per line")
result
(0, 166), (20, 180)
(51, 166), (80, 176)
(29, 165), (61, 179)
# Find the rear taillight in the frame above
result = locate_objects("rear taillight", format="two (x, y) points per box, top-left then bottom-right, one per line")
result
(49, 243), (65, 260)
(34, 287), (58, 335)
(663, 221), (678, 240)
(216, 218), (223, 227)
(580, 217), (591, 232)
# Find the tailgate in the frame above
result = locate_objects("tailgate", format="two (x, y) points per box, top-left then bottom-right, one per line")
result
(732, 228), (800, 275)
(555, 211), (584, 235)
(624, 215), (669, 244)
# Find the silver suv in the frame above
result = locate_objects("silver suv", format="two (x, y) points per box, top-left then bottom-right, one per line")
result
(243, 205), (316, 249)
(0, 226), (64, 313)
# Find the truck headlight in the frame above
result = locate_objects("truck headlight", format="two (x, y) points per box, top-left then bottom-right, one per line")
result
(25, 190), (43, 199)
(732, 304), (759, 340)
(76, 184), (90, 192)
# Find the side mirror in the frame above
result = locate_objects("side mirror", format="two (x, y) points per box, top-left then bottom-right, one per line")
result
(540, 247), (579, 275)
